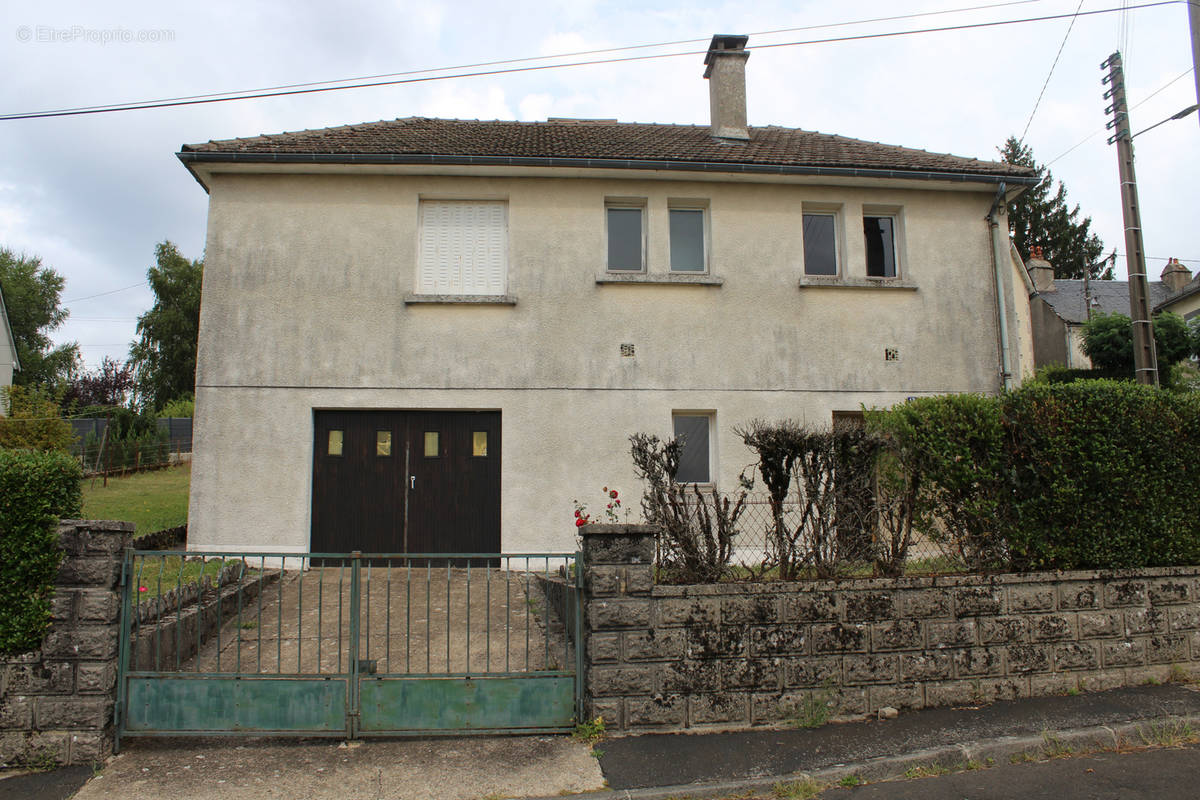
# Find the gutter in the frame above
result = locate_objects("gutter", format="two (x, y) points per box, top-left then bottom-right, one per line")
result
(986, 182), (1014, 391)
(177, 150), (1039, 191)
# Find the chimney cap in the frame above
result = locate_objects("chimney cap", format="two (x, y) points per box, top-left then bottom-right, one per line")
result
(703, 34), (749, 77)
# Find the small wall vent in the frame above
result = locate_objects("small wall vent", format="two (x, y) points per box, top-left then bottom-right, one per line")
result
(620, 343), (636, 358)
(885, 348), (900, 362)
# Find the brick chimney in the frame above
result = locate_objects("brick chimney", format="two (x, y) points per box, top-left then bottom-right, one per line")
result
(703, 34), (750, 141)
(1161, 257), (1192, 293)
(1027, 246), (1055, 293)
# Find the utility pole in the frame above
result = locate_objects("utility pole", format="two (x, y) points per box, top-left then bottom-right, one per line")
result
(1191, 0), (1200, 130)
(1102, 51), (1158, 386)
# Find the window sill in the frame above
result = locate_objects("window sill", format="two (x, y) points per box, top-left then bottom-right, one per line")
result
(596, 272), (724, 286)
(404, 294), (517, 305)
(797, 277), (917, 291)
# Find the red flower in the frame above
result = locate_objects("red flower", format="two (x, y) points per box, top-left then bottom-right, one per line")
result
(606, 503), (612, 509)
(609, 490), (619, 498)
(574, 510), (581, 518)
(138, 586), (147, 592)
(575, 518), (587, 527)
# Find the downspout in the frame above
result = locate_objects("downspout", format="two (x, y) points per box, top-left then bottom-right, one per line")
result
(986, 182), (1014, 391)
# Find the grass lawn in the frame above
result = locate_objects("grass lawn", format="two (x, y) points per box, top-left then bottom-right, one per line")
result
(81, 462), (190, 536)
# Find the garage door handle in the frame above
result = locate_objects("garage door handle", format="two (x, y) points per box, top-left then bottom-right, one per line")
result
(410, 476), (415, 489)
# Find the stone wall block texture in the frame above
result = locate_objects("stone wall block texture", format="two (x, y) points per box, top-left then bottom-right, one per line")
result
(1105, 581), (1148, 607)
(1124, 608), (1167, 636)
(781, 592), (839, 622)
(749, 625), (808, 656)
(50, 592), (76, 622)
(1053, 642), (1100, 671)
(590, 667), (654, 697)
(901, 590), (951, 618)
(686, 625), (749, 658)
(1008, 586), (1056, 613)
(689, 693), (749, 725)
(1030, 614), (1075, 641)
(34, 696), (110, 730)
(872, 619), (923, 651)
(76, 590), (120, 623)
(869, 681), (924, 711)
(1078, 611), (1123, 638)
(721, 658), (781, 690)
(56, 557), (121, 589)
(1169, 607), (1200, 631)
(1102, 639), (1145, 668)
(1, 661), (75, 695)
(783, 657), (840, 689)
(587, 633), (621, 663)
(899, 652), (953, 682)
(721, 595), (780, 625)
(1006, 644), (1051, 673)
(954, 587), (1004, 617)
(0, 697), (32, 729)
(812, 623), (868, 653)
(657, 598), (718, 626)
(1146, 635), (1188, 664)
(927, 620), (977, 648)
(627, 694), (685, 726)
(844, 654), (900, 684)
(580, 526), (656, 565)
(952, 647), (1003, 677)
(845, 592), (897, 622)
(625, 629), (686, 661)
(1148, 580), (1191, 606)
(42, 626), (118, 661)
(588, 599), (651, 629)
(660, 661), (722, 694)
(75, 662), (116, 694)
(1058, 585), (1101, 610)
(979, 617), (1029, 645)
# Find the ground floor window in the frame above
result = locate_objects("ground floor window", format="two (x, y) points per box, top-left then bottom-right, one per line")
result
(672, 412), (713, 484)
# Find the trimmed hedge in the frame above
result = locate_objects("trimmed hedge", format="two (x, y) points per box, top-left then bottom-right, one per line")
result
(0, 449), (83, 655)
(871, 380), (1200, 572)
(1004, 381), (1200, 570)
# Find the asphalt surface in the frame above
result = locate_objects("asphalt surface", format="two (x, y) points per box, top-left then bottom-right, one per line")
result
(820, 743), (1200, 799)
(596, 684), (1200, 790)
(0, 765), (91, 800)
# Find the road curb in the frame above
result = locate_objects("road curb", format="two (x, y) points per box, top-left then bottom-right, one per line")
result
(537, 712), (1200, 800)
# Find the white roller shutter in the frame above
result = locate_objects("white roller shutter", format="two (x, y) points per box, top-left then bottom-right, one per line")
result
(417, 200), (507, 295)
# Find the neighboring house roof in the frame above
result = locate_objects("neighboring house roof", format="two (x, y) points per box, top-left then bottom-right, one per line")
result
(179, 117), (1036, 184)
(0, 281), (20, 372)
(1156, 273), (1200, 312)
(1039, 279), (1173, 325)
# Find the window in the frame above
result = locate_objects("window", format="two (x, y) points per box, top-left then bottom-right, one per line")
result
(669, 208), (706, 272)
(423, 431), (440, 457)
(802, 213), (838, 276)
(375, 430), (392, 457)
(672, 413), (712, 483)
(327, 430), (344, 456)
(863, 215), (897, 278)
(472, 431), (489, 457)
(606, 206), (644, 271)
(417, 200), (507, 295)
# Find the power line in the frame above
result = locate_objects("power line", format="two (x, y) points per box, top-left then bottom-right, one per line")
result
(5, 1), (1045, 120)
(1019, 0), (1086, 143)
(1045, 66), (1194, 165)
(63, 282), (147, 304)
(0, 1), (1180, 122)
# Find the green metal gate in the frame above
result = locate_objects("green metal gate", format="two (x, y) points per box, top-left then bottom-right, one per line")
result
(115, 550), (582, 746)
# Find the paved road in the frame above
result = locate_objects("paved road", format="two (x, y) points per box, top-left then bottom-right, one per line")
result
(817, 743), (1200, 799)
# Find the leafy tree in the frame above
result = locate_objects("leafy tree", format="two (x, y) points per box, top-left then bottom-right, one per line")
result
(1000, 137), (1111, 281)
(0, 248), (79, 388)
(129, 241), (203, 410)
(1081, 311), (1192, 372)
(0, 385), (76, 452)
(61, 356), (134, 411)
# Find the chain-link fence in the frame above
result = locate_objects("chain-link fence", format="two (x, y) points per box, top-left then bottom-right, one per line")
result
(655, 490), (965, 584)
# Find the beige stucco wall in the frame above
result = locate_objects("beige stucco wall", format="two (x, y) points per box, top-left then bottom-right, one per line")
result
(189, 169), (1014, 553)
(0, 309), (15, 414)
(1067, 325), (1092, 368)
(1161, 291), (1200, 321)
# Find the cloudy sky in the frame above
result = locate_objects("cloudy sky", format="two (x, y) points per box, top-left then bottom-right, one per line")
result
(0, 0), (1195, 372)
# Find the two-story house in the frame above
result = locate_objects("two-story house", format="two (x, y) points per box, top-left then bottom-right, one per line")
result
(179, 35), (1037, 557)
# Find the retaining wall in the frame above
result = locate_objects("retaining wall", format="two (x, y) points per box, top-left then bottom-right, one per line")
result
(580, 525), (1200, 732)
(0, 520), (132, 767)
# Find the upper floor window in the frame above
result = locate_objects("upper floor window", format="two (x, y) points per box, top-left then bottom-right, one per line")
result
(606, 205), (644, 271)
(417, 200), (508, 295)
(802, 212), (839, 276)
(863, 215), (898, 278)
(669, 208), (706, 272)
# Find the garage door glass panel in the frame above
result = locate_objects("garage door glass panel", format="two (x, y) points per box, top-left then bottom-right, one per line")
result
(376, 431), (392, 457)
(328, 430), (344, 456)
(473, 431), (488, 457)
(424, 432), (439, 457)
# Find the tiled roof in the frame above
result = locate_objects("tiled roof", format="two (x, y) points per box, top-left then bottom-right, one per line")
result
(1041, 279), (1174, 325)
(181, 117), (1034, 179)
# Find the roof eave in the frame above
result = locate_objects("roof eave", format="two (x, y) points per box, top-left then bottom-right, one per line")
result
(176, 150), (1037, 186)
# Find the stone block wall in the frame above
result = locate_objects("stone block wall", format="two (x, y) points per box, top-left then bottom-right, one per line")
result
(0, 520), (132, 766)
(580, 525), (1200, 732)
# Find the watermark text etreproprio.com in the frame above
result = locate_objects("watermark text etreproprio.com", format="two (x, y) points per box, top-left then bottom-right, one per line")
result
(15, 25), (175, 44)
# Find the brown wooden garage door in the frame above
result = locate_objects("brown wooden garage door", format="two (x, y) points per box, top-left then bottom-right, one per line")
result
(311, 410), (501, 554)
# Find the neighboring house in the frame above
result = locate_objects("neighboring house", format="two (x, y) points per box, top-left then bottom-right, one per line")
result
(1154, 258), (1200, 319)
(178, 35), (1038, 556)
(1027, 250), (1175, 369)
(0, 282), (19, 414)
